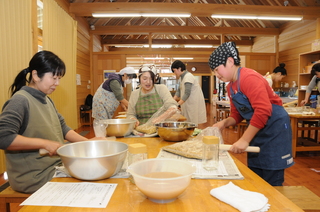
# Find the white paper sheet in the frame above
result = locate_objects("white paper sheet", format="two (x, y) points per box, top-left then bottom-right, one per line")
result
(21, 182), (117, 208)
(158, 149), (244, 180)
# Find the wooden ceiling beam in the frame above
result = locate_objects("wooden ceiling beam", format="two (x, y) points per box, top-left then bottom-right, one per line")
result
(70, 2), (320, 20)
(101, 39), (254, 45)
(92, 25), (279, 36)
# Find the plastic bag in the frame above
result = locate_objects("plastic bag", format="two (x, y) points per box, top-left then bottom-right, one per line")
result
(189, 127), (224, 144)
(150, 105), (180, 124)
(135, 105), (180, 134)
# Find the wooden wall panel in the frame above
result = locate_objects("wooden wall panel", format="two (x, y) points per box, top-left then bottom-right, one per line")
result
(245, 55), (276, 76)
(252, 37), (275, 53)
(186, 62), (211, 74)
(251, 20), (318, 91)
(277, 20), (317, 90)
(75, 16), (91, 128)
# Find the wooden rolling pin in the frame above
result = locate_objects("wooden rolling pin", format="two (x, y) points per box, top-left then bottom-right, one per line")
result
(220, 144), (260, 153)
(283, 100), (298, 107)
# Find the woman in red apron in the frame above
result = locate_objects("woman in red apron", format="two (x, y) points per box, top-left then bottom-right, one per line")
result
(209, 42), (294, 186)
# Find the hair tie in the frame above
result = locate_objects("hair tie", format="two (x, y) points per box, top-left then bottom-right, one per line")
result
(23, 68), (30, 74)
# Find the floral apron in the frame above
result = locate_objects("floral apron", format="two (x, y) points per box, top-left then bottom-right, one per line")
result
(230, 68), (294, 170)
(135, 87), (163, 124)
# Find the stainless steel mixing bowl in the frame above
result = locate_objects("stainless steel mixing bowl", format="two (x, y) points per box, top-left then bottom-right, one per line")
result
(155, 121), (197, 142)
(57, 140), (128, 180)
(105, 119), (136, 137)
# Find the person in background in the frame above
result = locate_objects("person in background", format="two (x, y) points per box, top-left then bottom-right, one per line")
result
(0, 51), (95, 193)
(127, 64), (178, 127)
(92, 67), (137, 120)
(209, 42), (293, 186)
(171, 60), (207, 125)
(300, 63), (320, 106)
(264, 63), (287, 87)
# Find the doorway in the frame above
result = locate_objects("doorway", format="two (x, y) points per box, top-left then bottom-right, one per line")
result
(202, 76), (210, 103)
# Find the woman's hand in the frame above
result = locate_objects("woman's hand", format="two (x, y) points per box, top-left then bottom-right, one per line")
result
(120, 99), (129, 111)
(300, 99), (308, 106)
(212, 121), (225, 131)
(41, 140), (63, 156)
(129, 117), (139, 128)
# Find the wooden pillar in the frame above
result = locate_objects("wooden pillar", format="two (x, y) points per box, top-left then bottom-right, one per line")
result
(316, 18), (320, 39)
(148, 32), (152, 51)
(274, 35), (279, 65)
(220, 34), (225, 44)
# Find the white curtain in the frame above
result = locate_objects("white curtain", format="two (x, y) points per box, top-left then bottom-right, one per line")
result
(0, 0), (33, 174)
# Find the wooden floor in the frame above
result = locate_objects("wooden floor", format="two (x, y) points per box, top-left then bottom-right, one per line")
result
(1, 102), (320, 212)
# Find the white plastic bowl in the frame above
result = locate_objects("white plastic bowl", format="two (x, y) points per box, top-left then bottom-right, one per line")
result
(127, 158), (195, 203)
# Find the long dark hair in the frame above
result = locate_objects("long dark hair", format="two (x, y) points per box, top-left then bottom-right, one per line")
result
(9, 51), (66, 96)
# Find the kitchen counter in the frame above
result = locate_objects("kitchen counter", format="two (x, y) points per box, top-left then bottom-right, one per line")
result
(19, 137), (303, 212)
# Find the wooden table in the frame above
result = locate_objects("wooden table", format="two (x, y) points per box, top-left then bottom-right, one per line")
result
(19, 137), (303, 212)
(289, 113), (320, 158)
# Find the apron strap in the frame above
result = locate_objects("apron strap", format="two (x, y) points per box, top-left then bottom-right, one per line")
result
(230, 67), (242, 96)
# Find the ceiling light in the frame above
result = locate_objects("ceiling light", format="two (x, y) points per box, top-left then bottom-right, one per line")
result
(142, 13), (191, 17)
(114, 45), (144, 48)
(92, 13), (191, 18)
(211, 14), (302, 21)
(184, 45), (213, 48)
(211, 15), (256, 19)
(258, 16), (302, 21)
(143, 45), (172, 48)
(173, 57), (194, 60)
(144, 57), (165, 60)
(92, 13), (141, 17)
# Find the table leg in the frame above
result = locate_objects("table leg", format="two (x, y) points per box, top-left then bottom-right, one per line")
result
(290, 117), (298, 158)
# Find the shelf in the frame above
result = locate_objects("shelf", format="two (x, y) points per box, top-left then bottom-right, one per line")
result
(299, 73), (312, 75)
(298, 50), (320, 104)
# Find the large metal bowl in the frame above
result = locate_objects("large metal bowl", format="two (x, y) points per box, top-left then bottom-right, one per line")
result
(155, 121), (197, 142)
(57, 140), (128, 180)
(105, 119), (136, 137)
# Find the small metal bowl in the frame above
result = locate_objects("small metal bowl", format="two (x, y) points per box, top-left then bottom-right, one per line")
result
(105, 119), (136, 137)
(155, 121), (197, 142)
(57, 140), (128, 180)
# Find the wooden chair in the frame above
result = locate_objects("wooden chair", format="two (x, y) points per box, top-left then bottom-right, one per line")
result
(80, 109), (93, 126)
(216, 107), (230, 122)
(236, 120), (248, 139)
(299, 120), (319, 143)
(0, 185), (30, 212)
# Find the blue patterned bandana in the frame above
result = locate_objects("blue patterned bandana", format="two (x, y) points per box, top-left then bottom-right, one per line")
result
(208, 42), (240, 70)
